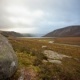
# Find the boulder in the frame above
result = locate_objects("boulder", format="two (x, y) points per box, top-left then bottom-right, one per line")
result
(0, 34), (18, 79)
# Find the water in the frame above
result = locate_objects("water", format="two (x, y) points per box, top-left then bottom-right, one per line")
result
(18, 37), (54, 39)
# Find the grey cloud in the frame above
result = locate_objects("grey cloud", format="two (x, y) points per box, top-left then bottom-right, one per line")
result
(0, 0), (80, 34)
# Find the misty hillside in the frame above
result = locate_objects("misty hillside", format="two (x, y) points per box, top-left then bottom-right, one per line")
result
(22, 33), (35, 37)
(44, 25), (80, 37)
(0, 31), (23, 37)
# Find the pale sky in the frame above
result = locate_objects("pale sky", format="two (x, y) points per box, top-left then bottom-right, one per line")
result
(0, 0), (80, 35)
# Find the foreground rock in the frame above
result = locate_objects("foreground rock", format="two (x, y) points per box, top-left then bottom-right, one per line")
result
(0, 34), (18, 79)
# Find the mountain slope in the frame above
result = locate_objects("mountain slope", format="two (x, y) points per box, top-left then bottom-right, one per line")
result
(44, 25), (80, 37)
(0, 31), (23, 37)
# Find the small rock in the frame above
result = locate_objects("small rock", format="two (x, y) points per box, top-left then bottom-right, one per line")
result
(42, 46), (47, 48)
(48, 60), (62, 64)
(49, 41), (54, 44)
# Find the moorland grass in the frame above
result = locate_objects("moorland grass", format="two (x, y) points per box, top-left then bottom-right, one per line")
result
(9, 38), (80, 80)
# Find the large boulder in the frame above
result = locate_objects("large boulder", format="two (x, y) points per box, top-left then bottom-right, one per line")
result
(0, 34), (18, 79)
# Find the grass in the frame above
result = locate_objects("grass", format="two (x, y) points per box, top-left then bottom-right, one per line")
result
(9, 37), (80, 80)
(53, 37), (80, 45)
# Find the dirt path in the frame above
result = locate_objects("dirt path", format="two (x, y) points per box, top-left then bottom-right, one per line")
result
(18, 68), (37, 80)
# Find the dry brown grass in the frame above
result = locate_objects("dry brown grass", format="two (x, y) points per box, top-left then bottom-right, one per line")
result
(54, 37), (80, 45)
(9, 37), (80, 80)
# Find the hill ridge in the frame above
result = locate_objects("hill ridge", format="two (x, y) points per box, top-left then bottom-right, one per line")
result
(44, 25), (80, 37)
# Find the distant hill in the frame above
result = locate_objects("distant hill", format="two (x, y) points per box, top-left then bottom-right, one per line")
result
(22, 33), (35, 37)
(22, 33), (44, 37)
(0, 31), (38, 37)
(44, 25), (80, 37)
(0, 31), (23, 37)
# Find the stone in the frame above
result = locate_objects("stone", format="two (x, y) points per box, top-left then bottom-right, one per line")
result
(43, 50), (71, 60)
(0, 34), (18, 80)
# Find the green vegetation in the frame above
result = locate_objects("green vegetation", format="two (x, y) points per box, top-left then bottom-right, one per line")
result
(9, 37), (80, 80)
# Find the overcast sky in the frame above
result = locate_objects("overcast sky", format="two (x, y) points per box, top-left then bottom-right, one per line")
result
(0, 0), (80, 34)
